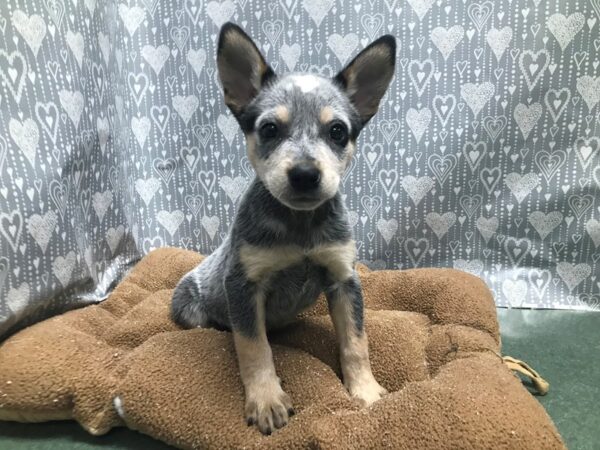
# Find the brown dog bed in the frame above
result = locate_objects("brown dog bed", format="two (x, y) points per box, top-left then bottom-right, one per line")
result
(0, 247), (564, 449)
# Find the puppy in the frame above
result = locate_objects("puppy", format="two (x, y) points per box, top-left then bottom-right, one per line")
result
(172, 22), (396, 435)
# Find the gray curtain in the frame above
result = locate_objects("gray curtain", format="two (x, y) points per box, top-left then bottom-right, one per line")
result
(1, 0), (599, 337)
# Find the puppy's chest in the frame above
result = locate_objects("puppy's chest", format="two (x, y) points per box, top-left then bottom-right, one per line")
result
(238, 241), (355, 327)
(262, 259), (327, 326)
(239, 240), (356, 285)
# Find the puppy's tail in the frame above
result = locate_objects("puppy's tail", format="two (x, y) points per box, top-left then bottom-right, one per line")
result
(171, 274), (210, 329)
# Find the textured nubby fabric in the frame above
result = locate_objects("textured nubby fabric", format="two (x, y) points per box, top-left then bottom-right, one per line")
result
(1, 0), (600, 338)
(0, 248), (565, 449)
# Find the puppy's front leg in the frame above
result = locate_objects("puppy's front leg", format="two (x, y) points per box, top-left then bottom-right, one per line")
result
(225, 271), (293, 435)
(326, 274), (388, 406)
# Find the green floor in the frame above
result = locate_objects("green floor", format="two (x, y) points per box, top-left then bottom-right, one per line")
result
(497, 309), (600, 450)
(0, 309), (598, 449)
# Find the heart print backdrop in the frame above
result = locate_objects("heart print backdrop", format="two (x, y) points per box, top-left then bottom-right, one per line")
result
(1, 0), (600, 336)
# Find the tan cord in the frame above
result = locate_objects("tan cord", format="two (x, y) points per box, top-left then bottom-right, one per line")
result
(503, 356), (550, 395)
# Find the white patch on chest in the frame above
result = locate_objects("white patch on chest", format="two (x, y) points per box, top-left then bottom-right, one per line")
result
(239, 240), (356, 283)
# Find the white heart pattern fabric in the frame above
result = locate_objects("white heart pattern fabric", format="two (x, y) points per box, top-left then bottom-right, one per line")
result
(0, 0), (599, 338)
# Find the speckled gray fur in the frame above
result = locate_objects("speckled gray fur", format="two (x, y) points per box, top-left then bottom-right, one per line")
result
(171, 177), (357, 335)
(171, 22), (395, 339)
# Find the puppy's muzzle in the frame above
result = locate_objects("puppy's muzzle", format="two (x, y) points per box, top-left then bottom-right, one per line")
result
(288, 162), (321, 192)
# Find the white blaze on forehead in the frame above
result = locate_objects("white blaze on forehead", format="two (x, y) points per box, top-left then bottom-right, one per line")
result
(288, 74), (322, 93)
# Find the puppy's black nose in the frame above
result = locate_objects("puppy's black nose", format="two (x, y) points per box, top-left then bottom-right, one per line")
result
(288, 163), (321, 192)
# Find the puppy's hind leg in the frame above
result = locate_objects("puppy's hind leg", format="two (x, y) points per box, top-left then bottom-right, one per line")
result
(171, 272), (211, 329)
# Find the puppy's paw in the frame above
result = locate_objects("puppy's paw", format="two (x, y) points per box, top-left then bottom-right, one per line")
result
(245, 384), (294, 435)
(348, 377), (388, 407)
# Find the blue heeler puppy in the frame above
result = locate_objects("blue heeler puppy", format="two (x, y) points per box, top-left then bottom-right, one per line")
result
(172, 22), (396, 435)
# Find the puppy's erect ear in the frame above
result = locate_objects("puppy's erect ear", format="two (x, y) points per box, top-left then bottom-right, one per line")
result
(334, 35), (396, 125)
(217, 23), (275, 117)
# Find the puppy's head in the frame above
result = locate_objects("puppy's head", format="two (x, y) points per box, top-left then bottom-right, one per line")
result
(217, 23), (396, 211)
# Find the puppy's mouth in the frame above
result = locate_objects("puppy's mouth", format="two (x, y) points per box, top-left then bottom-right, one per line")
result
(279, 193), (325, 211)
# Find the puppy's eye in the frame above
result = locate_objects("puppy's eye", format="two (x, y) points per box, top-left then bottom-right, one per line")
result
(329, 123), (348, 144)
(259, 122), (279, 140)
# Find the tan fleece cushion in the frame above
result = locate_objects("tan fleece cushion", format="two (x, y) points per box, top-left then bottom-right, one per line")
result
(0, 247), (565, 449)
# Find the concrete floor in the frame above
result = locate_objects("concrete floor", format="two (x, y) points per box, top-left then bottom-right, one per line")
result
(0, 309), (598, 449)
